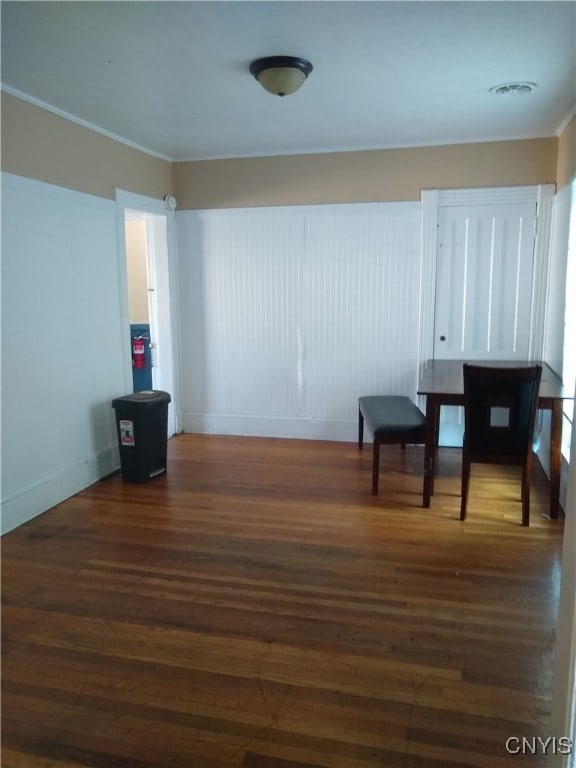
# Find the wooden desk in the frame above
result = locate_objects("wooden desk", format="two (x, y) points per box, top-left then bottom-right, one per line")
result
(417, 359), (571, 518)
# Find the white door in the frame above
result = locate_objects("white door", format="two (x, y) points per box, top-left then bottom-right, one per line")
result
(434, 202), (537, 445)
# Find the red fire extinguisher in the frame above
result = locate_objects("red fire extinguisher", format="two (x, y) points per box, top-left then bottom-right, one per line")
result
(132, 336), (146, 369)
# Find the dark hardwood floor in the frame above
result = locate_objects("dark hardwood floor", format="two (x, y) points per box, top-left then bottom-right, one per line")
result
(1, 434), (565, 767)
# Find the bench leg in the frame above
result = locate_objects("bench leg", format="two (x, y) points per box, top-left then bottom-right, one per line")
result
(358, 410), (364, 450)
(371, 441), (380, 495)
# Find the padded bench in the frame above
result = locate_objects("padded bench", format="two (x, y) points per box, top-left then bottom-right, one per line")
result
(358, 395), (427, 497)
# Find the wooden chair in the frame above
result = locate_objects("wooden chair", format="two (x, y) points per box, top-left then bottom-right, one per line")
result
(460, 364), (542, 526)
(358, 396), (426, 498)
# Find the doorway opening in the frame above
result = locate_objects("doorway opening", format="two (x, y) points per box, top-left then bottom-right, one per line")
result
(125, 211), (154, 392)
(116, 190), (179, 437)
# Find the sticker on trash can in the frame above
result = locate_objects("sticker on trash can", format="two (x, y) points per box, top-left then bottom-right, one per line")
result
(119, 420), (135, 446)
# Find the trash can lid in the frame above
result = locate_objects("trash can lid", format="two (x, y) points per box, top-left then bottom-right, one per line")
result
(112, 390), (171, 407)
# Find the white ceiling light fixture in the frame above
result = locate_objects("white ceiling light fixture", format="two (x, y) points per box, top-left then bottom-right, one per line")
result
(249, 56), (313, 97)
(489, 81), (537, 95)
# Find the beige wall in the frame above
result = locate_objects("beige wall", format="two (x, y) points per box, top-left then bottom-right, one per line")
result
(556, 115), (576, 190)
(1, 92), (173, 200)
(125, 220), (150, 325)
(172, 138), (558, 210)
(2, 90), (570, 208)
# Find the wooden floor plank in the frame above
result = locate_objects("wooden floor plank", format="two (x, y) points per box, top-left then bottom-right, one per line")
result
(2, 434), (564, 767)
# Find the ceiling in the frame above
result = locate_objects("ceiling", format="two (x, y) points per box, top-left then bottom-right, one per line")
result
(2, 1), (575, 162)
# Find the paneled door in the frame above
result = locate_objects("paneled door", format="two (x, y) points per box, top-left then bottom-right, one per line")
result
(433, 202), (537, 444)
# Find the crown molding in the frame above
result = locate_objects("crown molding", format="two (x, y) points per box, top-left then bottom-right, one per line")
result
(1, 84), (173, 162)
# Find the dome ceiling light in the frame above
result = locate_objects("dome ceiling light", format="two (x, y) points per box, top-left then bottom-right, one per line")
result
(249, 56), (313, 97)
(489, 81), (537, 95)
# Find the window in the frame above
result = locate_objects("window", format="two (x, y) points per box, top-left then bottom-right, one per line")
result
(561, 179), (576, 459)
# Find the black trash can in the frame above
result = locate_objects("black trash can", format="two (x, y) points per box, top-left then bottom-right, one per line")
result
(112, 390), (171, 482)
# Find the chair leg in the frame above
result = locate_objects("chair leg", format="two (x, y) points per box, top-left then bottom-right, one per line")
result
(358, 410), (364, 450)
(371, 441), (380, 495)
(460, 453), (470, 521)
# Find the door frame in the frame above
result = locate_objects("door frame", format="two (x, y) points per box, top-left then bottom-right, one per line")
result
(115, 189), (182, 435)
(419, 184), (556, 368)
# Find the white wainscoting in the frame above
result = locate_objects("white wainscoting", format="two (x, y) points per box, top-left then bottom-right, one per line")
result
(177, 203), (422, 441)
(1, 173), (126, 534)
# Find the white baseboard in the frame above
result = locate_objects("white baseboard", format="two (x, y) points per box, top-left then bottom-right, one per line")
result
(181, 412), (358, 443)
(1, 446), (120, 535)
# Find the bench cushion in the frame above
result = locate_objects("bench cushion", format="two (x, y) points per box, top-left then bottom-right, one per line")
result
(358, 396), (426, 440)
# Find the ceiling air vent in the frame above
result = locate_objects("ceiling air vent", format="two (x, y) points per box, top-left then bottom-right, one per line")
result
(489, 82), (537, 95)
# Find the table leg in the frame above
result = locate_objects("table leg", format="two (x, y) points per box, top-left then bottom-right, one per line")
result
(423, 398), (438, 508)
(548, 400), (563, 520)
